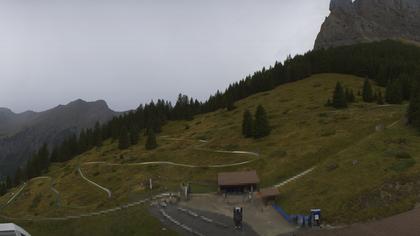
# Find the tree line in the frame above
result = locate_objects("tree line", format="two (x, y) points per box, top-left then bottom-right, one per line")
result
(4, 40), (420, 193)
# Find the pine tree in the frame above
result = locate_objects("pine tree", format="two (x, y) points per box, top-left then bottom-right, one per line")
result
(376, 90), (385, 105)
(332, 82), (347, 109)
(14, 167), (22, 186)
(242, 110), (254, 138)
(50, 147), (60, 163)
(0, 183), (6, 196)
(362, 79), (374, 102)
(400, 74), (412, 100)
(130, 126), (140, 145)
(386, 80), (403, 104)
(118, 127), (130, 150)
(145, 129), (157, 150)
(5, 176), (11, 189)
(38, 143), (50, 173)
(407, 83), (420, 132)
(253, 105), (270, 138)
(93, 121), (103, 147)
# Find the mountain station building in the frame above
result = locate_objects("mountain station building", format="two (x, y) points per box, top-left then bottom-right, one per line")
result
(218, 170), (260, 193)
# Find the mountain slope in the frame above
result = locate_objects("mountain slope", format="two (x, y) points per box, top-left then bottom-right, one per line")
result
(0, 99), (118, 177)
(0, 73), (415, 235)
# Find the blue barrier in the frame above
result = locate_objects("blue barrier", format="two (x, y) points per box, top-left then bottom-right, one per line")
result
(272, 204), (291, 222)
(273, 204), (313, 227)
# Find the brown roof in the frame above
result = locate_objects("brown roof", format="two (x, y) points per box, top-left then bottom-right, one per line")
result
(218, 170), (260, 186)
(259, 187), (279, 198)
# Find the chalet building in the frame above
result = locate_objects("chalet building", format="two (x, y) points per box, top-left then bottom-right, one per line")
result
(218, 170), (260, 193)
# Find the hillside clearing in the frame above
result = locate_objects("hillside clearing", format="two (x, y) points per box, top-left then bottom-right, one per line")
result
(0, 73), (414, 235)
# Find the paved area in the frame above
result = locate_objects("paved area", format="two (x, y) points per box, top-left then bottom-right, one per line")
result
(150, 204), (258, 236)
(292, 206), (420, 236)
(179, 194), (297, 236)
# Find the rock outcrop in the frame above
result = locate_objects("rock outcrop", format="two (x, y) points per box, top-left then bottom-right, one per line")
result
(314, 0), (420, 49)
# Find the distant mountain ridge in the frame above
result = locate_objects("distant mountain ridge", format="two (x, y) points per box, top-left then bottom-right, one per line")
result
(315, 0), (420, 49)
(0, 99), (119, 177)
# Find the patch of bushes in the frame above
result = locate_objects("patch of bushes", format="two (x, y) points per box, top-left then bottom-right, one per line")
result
(320, 128), (336, 137)
(390, 159), (416, 172)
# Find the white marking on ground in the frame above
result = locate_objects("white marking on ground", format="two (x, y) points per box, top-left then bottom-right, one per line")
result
(274, 167), (315, 188)
(5, 183), (27, 206)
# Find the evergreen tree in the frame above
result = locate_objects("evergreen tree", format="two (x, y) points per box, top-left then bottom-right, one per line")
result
(38, 143), (50, 173)
(386, 80), (403, 104)
(50, 147), (60, 163)
(385, 80), (404, 104)
(118, 127), (130, 150)
(407, 83), (420, 132)
(129, 126), (140, 145)
(242, 110), (254, 138)
(332, 82), (348, 109)
(376, 90), (385, 105)
(362, 79), (374, 102)
(5, 176), (11, 189)
(145, 129), (157, 150)
(93, 122), (103, 147)
(0, 183), (6, 196)
(253, 105), (270, 138)
(400, 74), (412, 100)
(14, 167), (23, 186)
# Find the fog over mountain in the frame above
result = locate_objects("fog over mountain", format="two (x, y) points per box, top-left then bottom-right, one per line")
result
(0, 0), (329, 113)
(0, 99), (117, 177)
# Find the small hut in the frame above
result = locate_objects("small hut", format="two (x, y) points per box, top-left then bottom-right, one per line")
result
(258, 187), (279, 205)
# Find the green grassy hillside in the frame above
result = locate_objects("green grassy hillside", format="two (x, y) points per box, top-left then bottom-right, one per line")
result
(0, 73), (416, 235)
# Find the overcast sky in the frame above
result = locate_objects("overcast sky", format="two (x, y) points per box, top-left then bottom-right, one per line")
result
(0, 0), (330, 113)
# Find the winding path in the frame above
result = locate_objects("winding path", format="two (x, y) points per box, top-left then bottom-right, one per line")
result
(77, 166), (112, 199)
(2, 176), (61, 209)
(1, 136), (259, 221)
(81, 136), (260, 169)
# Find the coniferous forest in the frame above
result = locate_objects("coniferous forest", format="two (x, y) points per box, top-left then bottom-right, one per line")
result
(7, 40), (420, 192)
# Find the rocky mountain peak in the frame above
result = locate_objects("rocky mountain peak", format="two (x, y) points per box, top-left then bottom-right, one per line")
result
(315, 0), (420, 49)
(330, 0), (353, 12)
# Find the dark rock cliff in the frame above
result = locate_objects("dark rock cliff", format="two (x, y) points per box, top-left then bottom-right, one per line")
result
(315, 0), (420, 49)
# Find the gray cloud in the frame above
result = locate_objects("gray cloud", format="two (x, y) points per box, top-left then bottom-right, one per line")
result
(0, 0), (329, 112)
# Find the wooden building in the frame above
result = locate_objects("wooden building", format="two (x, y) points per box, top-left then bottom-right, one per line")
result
(258, 187), (279, 205)
(218, 170), (260, 193)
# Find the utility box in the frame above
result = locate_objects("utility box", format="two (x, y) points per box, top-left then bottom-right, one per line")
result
(310, 209), (321, 227)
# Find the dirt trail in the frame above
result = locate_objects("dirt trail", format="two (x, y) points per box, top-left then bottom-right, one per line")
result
(77, 166), (112, 198)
